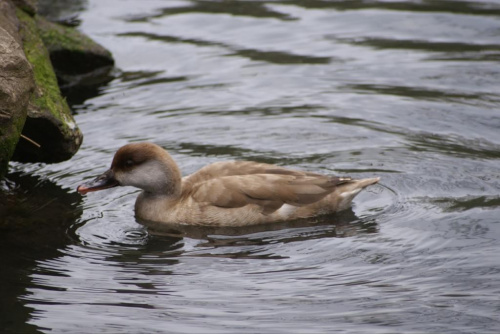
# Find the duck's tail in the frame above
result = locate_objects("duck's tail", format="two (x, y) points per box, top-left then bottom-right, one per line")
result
(336, 177), (380, 211)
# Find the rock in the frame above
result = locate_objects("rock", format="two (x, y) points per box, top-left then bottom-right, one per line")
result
(11, 0), (37, 16)
(1, 0), (114, 174)
(36, 16), (114, 91)
(11, 9), (83, 163)
(0, 0), (35, 178)
(0, 0), (23, 44)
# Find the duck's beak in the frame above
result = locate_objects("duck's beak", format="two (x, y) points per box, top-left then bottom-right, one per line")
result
(77, 169), (119, 195)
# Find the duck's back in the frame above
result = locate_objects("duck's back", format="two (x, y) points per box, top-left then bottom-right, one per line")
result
(171, 161), (378, 226)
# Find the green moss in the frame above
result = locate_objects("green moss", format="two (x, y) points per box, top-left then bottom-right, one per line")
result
(36, 16), (100, 53)
(16, 9), (73, 137)
(36, 16), (113, 77)
(0, 112), (26, 177)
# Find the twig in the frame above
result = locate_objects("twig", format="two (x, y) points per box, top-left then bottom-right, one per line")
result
(21, 134), (41, 148)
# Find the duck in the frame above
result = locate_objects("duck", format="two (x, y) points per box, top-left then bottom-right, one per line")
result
(77, 142), (380, 227)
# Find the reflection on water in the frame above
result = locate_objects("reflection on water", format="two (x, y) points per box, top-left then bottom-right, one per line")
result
(3, 0), (500, 333)
(0, 171), (82, 251)
(38, 0), (88, 23)
(338, 36), (500, 53)
(428, 195), (500, 212)
(343, 83), (500, 105)
(139, 208), (377, 240)
(119, 31), (332, 65)
(124, 1), (294, 22)
(123, 0), (500, 20)
(0, 172), (82, 333)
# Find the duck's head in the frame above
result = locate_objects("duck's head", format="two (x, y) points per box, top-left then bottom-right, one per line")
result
(77, 143), (181, 196)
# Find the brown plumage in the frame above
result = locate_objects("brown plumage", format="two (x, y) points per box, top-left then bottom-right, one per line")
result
(77, 143), (380, 226)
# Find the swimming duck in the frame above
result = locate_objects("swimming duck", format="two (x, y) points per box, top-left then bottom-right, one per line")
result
(77, 142), (379, 226)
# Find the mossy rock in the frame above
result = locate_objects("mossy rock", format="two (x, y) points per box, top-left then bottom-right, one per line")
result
(0, 25), (34, 176)
(12, 9), (82, 163)
(36, 15), (114, 89)
(0, 0), (34, 178)
(11, 0), (37, 16)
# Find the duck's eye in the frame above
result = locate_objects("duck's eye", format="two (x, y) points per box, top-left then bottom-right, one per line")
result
(125, 159), (134, 167)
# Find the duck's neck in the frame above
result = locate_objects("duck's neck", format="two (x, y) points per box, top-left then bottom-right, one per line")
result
(135, 190), (179, 224)
(134, 156), (183, 223)
(141, 154), (182, 198)
(162, 152), (182, 196)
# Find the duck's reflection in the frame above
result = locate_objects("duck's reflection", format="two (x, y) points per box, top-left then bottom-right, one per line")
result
(140, 208), (378, 246)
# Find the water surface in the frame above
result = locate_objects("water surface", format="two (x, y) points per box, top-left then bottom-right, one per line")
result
(2, 1), (500, 333)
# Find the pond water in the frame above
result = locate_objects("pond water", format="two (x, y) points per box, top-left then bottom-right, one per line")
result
(2, 0), (500, 333)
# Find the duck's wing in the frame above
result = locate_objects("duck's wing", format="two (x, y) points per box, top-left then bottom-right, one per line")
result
(183, 161), (323, 186)
(189, 173), (351, 215)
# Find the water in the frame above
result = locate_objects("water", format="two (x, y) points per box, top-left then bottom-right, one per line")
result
(2, 0), (500, 333)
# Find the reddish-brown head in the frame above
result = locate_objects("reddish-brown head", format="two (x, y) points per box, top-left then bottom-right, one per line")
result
(77, 143), (181, 196)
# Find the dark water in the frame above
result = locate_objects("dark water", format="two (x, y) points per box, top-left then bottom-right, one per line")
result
(2, 0), (500, 333)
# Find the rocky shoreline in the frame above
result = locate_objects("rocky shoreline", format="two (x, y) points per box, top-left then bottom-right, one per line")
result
(0, 0), (114, 177)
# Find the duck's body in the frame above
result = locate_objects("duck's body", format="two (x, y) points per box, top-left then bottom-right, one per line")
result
(77, 143), (379, 227)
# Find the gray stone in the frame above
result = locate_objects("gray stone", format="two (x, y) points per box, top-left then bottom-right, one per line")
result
(0, 0), (35, 177)
(11, 8), (83, 163)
